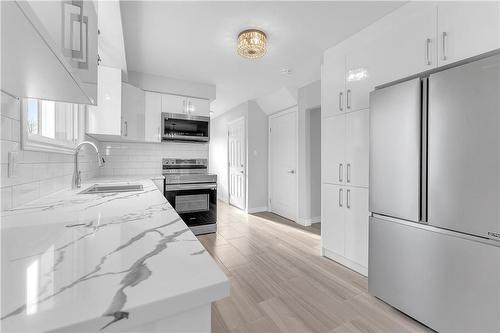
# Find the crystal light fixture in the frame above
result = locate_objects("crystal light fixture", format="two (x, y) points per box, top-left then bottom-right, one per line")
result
(237, 29), (267, 59)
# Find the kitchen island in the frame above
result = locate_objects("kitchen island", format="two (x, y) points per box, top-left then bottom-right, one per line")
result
(0, 177), (229, 332)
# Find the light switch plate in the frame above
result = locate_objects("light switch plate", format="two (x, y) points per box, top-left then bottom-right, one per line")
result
(8, 151), (18, 177)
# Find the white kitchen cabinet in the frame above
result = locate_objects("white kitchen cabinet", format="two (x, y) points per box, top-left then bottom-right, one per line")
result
(162, 94), (210, 117)
(121, 83), (145, 141)
(145, 92), (162, 143)
(322, 115), (345, 185)
(322, 49), (346, 118)
(344, 187), (369, 268)
(1, 1), (97, 104)
(322, 184), (345, 255)
(87, 66), (122, 136)
(189, 97), (210, 116)
(375, 2), (437, 85)
(322, 184), (369, 275)
(437, 1), (500, 66)
(345, 109), (369, 188)
(322, 110), (369, 188)
(161, 94), (185, 115)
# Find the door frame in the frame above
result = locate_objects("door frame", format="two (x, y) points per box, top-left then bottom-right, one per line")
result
(268, 106), (299, 222)
(227, 116), (247, 211)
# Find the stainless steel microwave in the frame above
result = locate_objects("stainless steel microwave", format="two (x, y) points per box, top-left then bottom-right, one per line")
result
(161, 113), (210, 142)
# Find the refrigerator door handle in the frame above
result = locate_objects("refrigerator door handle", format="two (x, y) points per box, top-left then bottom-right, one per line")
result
(339, 92), (344, 111)
(347, 189), (351, 209)
(347, 89), (352, 109)
(339, 163), (343, 182)
(339, 188), (343, 207)
(347, 163), (351, 183)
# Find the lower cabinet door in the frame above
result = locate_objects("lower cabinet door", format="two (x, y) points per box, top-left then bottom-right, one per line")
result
(322, 183), (345, 255)
(344, 186), (369, 268)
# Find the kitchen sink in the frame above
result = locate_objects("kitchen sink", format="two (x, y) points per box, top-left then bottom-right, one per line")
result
(79, 184), (143, 194)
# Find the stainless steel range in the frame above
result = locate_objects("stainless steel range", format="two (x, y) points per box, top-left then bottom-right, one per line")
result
(163, 158), (217, 235)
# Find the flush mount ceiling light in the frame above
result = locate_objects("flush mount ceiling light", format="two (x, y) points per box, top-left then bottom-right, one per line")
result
(237, 29), (267, 59)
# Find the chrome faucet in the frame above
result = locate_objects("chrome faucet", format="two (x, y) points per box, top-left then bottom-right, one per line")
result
(73, 141), (105, 188)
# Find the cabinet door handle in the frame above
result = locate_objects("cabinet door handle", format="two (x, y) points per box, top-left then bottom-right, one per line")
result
(124, 121), (128, 137)
(347, 189), (351, 209)
(346, 163), (351, 183)
(346, 89), (351, 109)
(339, 188), (343, 207)
(442, 32), (448, 61)
(339, 163), (343, 182)
(425, 38), (432, 65)
(338, 92), (343, 111)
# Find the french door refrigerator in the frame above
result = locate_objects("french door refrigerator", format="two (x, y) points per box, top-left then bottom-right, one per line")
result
(368, 51), (500, 333)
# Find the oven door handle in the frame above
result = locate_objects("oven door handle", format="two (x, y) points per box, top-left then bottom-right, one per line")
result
(165, 184), (217, 191)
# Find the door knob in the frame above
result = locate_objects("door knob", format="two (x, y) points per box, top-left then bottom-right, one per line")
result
(288, 170), (295, 174)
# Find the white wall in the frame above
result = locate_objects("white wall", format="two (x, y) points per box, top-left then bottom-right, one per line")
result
(209, 101), (268, 212)
(297, 80), (321, 224)
(310, 108), (321, 220)
(1, 92), (100, 210)
(246, 101), (268, 211)
(209, 102), (247, 203)
(98, 141), (208, 176)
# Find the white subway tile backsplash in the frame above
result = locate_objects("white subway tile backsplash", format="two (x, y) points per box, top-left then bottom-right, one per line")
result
(1, 186), (12, 211)
(98, 141), (208, 178)
(1, 116), (13, 141)
(1, 92), (100, 210)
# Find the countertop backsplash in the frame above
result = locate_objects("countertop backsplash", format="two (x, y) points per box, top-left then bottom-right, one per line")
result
(98, 140), (209, 177)
(1, 92), (100, 211)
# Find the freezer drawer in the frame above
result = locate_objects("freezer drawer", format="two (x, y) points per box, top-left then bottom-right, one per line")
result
(369, 216), (500, 333)
(369, 78), (422, 222)
(428, 53), (500, 239)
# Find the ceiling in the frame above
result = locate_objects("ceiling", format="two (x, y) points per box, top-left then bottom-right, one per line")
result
(120, 1), (404, 117)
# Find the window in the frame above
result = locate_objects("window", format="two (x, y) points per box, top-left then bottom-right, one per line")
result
(22, 98), (84, 154)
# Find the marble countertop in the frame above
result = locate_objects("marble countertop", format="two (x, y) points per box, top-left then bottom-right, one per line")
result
(1, 176), (229, 332)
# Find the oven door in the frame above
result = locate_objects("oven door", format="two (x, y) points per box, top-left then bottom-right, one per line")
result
(165, 183), (217, 226)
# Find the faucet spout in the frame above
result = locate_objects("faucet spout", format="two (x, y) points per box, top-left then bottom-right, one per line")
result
(73, 141), (105, 189)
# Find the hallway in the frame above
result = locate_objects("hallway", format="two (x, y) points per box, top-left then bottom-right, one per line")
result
(197, 202), (430, 333)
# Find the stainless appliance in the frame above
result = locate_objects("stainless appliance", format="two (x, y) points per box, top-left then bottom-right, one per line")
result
(369, 51), (500, 332)
(162, 113), (210, 142)
(163, 158), (217, 235)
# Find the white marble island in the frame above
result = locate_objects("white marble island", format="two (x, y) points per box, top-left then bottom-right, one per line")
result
(1, 177), (229, 332)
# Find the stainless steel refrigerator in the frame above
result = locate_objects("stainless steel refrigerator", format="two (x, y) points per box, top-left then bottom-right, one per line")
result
(368, 51), (500, 332)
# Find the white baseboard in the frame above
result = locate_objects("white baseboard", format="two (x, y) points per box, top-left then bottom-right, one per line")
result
(322, 248), (368, 277)
(311, 216), (321, 224)
(247, 206), (268, 214)
(296, 218), (312, 226)
(297, 216), (321, 226)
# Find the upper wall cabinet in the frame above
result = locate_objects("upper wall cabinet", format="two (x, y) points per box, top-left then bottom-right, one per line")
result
(1, 1), (98, 105)
(145, 92), (162, 143)
(87, 66), (145, 141)
(437, 2), (500, 66)
(375, 2), (437, 85)
(322, 50), (346, 118)
(161, 94), (210, 117)
(87, 66), (122, 136)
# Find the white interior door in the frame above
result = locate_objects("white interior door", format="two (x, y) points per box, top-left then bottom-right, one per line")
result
(270, 109), (297, 221)
(228, 117), (246, 210)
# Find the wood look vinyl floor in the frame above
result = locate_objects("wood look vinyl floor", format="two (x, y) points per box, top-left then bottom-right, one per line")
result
(197, 201), (431, 333)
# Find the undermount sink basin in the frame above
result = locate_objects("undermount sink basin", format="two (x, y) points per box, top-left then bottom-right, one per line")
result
(79, 183), (144, 194)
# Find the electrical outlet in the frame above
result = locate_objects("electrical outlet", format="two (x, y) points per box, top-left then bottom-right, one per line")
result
(8, 151), (18, 177)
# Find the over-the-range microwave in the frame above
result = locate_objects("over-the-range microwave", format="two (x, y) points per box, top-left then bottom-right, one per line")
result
(161, 113), (210, 142)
